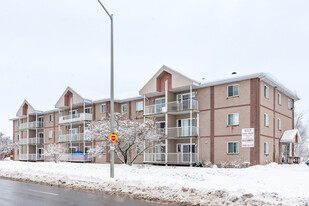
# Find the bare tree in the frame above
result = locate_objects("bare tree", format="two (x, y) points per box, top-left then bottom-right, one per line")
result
(44, 143), (64, 163)
(87, 113), (165, 165)
(294, 110), (309, 161)
(0, 132), (14, 160)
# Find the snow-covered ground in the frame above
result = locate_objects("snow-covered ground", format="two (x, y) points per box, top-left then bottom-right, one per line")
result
(0, 161), (308, 206)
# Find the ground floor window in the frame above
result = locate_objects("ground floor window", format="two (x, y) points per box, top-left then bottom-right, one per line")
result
(264, 142), (269, 154)
(85, 146), (91, 154)
(227, 142), (239, 154)
(69, 146), (78, 153)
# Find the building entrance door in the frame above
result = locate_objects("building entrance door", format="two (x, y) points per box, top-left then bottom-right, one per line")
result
(282, 145), (288, 163)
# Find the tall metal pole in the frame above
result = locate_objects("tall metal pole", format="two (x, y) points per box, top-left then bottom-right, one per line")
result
(98, 0), (114, 178)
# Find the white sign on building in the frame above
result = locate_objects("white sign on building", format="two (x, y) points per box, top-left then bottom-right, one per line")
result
(242, 128), (254, 147)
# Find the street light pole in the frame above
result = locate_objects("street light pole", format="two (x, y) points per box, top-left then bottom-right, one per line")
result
(98, 0), (114, 178)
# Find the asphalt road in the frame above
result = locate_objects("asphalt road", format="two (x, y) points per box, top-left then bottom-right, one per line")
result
(0, 178), (174, 206)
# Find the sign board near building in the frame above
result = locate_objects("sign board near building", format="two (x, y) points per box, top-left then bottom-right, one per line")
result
(242, 128), (254, 147)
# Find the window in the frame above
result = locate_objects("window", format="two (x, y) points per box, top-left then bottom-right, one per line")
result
(264, 114), (269, 127)
(136, 101), (143, 111)
(177, 144), (181, 152)
(136, 144), (142, 154)
(227, 142), (239, 154)
(101, 146), (106, 154)
(49, 114), (53, 122)
(85, 107), (92, 114)
(278, 118), (282, 131)
(17, 120), (20, 127)
(264, 142), (269, 154)
(288, 99), (292, 110)
(85, 146), (91, 154)
(17, 134), (20, 141)
(227, 113), (239, 126)
(69, 146), (78, 153)
(264, 85), (269, 98)
(227, 85), (239, 97)
(278, 93), (282, 105)
(101, 104), (106, 113)
(49, 130), (53, 138)
(121, 104), (127, 113)
(17, 149), (19, 155)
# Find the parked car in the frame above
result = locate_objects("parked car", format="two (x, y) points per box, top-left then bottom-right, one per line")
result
(306, 160), (309, 166)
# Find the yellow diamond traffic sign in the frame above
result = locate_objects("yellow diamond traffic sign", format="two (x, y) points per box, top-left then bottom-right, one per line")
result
(108, 131), (118, 143)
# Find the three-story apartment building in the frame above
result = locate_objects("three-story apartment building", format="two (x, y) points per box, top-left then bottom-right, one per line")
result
(11, 66), (300, 165)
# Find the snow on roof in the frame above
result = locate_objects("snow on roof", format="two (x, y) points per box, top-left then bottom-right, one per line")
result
(200, 72), (300, 101)
(280, 129), (301, 143)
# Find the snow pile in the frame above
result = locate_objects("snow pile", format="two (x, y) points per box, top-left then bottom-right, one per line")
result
(0, 161), (308, 205)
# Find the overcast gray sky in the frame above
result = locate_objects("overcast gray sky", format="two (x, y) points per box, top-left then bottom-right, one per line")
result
(1, 0), (309, 137)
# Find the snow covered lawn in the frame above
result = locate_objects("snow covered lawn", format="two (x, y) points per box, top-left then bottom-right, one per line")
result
(0, 161), (308, 205)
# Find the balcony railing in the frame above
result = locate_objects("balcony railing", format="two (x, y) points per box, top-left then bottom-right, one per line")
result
(144, 99), (198, 115)
(19, 154), (44, 161)
(144, 153), (198, 164)
(156, 126), (198, 138)
(58, 133), (91, 142)
(18, 137), (44, 145)
(19, 121), (44, 130)
(59, 153), (92, 162)
(167, 126), (198, 138)
(59, 113), (93, 124)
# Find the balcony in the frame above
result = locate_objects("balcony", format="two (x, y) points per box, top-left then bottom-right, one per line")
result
(144, 153), (198, 164)
(144, 99), (198, 115)
(19, 121), (44, 130)
(19, 154), (44, 161)
(156, 126), (198, 138)
(59, 113), (93, 124)
(59, 153), (92, 162)
(18, 137), (44, 145)
(58, 133), (91, 142)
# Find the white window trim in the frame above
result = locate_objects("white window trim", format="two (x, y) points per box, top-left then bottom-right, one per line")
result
(264, 85), (269, 98)
(264, 113), (269, 127)
(121, 104), (128, 113)
(49, 114), (53, 122)
(278, 118), (282, 131)
(136, 101), (143, 111)
(100, 104), (106, 113)
(85, 107), (92, 114)
(69, 146), (78, 153)
(288, 99), (292, 110)
(278, 93), (282, 105)
(227, 141), (239, 154)
(176, 118), (196, 127)
(264, 142), (269, 154)
(227, 113), (239, 126)
(49, 130), (53, 138)
(227, 84), (239, 98)
(85, 146), (91, 154)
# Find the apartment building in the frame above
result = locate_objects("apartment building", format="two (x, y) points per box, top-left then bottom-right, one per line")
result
(11, 66), (300, 165)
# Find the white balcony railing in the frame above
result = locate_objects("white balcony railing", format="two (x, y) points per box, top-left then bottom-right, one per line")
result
(167, 126), (198, 138)
(19, 121), (44, 130)
(155, 127), (198, 138)
(59, 113), (93, 124)
(18, 137), (44, 145)
(19, 154), (44, 161)
(58, 133), (91, 142)
(144, 153), (198, 164)
(59, 153), (92, 162)
(144, 99), (198, 115)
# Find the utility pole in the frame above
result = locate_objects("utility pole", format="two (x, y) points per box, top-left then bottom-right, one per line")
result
(97, 0), (114, 178)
